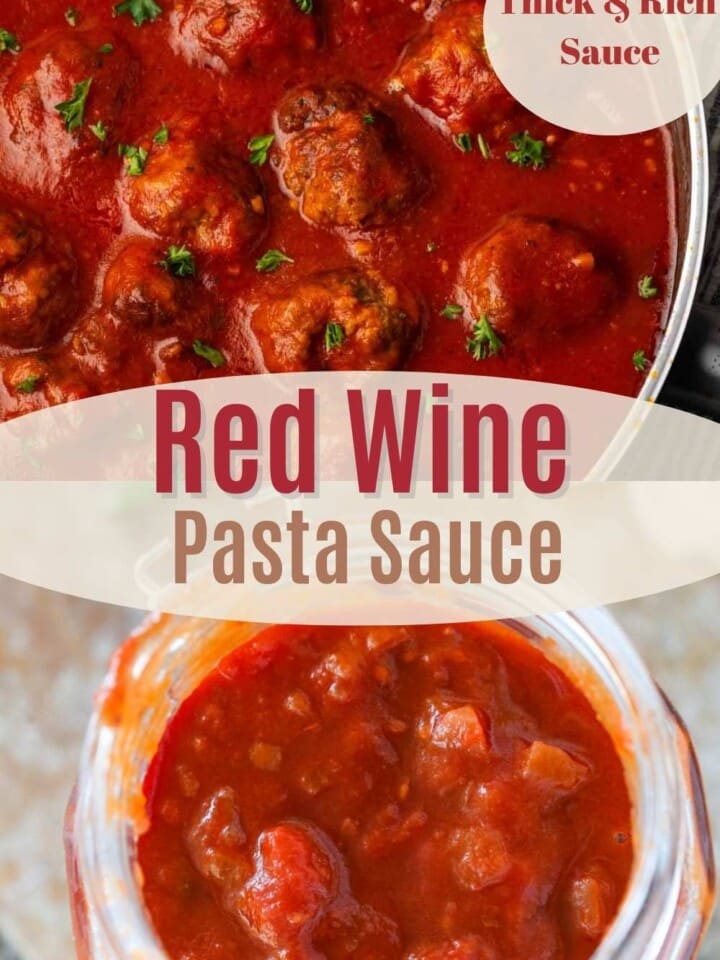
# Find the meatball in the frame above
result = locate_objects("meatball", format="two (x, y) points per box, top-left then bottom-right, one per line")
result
(457, 216), (617, 339)
(1, 30), (137, 189)
(252, 268), (422, 371)
(394, 1), (515, 134)
(101, 238), (205, 328)
(0, 354), (93, 419)
(123, 115), (266, 257)
(172, 0), (318, 70)
(0, 207), (78, 349)
(72, 238), (219, 386)
(274, 84), (424, 229)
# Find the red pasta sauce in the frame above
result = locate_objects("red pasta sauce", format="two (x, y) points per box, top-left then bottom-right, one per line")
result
(0, 0), (674, 418)
(138, 622), (634, 960)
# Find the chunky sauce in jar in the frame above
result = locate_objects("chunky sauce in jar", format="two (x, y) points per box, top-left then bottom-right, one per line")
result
(138, 622), (634, 960)
(0, 0), (674, 418)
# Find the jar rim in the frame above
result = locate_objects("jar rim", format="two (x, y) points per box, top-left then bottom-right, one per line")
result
(70, 608), (699, 960)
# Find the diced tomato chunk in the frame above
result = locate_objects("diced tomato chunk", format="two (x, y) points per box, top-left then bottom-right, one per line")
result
(431, 705), (489, 754)
(249, 741), (283, 772)
(311, 644), (369, 703)
(360, 804), (429, 858)
(238, 822), (344, 953)
(521, 741), (589, 793)
(450, 824), (512, 891)
(365, 626), (412, 653)
(316, 901), (401, 960)
(407, 935), (497, 960)
(185, 787), (248, 885)
(569, 872), (610, 938)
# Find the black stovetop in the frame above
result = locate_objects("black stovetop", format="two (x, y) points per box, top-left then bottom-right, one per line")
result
(659, 304), (720, 420)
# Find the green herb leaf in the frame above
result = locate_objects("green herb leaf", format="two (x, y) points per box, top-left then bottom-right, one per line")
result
(89, 120), (108, 141)
(477, 133), (491, 159)
(295, 0), (313, 13)
(65, 8), (79, 26)
(638, 275), (659, 299)
(248, 133), (274, 166)
(192, 340), (226, 368)
(506, 131), (549, 170)
(362, 114), (376, 125)
(55, 78), (92, 132)
(114, 0), (163, 26)
(159, 245), (196, 278)
(119, 143), (149, 176)
(440, 303), (463, 320)
(153, 123), (169, 144)
(98, 42), (114, 54)
(466, 315), (504, 361)
(0, 29), (20, 53)
(454, 132), (473, 153)
(256, 249), (294, 273)
(632, 349), (650, 372)
(325, 322), (346, 351)
(17, 375), (41, 394)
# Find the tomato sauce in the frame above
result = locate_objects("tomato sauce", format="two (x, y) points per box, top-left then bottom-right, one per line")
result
(0, 0), (674, 419)
(138, 622), (634, 960)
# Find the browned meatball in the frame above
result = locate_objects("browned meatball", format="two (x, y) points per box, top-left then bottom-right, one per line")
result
(1, 30), (137, 188)
(0, 354), (93, 419)
(101, 238), (203, 328)
(172, 0), (318, 70)
(71, 238), (219, 385)
(252, 268), (421, 371)
(123, 115), (266, 257)
(394, 1), (514, 134)
(0, 208), (78, 349)
(457, 216), (618, 338)
(274, 84), (424, 229)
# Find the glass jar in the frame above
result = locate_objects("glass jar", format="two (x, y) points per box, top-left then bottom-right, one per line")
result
(65, 608), (715, 960)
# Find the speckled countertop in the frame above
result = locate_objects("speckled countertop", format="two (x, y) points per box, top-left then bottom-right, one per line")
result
(0, 577), (718, 960)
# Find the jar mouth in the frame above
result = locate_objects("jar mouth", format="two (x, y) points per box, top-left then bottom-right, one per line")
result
(71, 608), (688, 960)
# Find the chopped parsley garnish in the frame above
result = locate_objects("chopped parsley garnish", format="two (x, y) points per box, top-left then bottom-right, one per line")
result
(325, 322), (346, 351)
(65, 8), (79, 26)
(632, 349), (650, 372)
(153, 123), (170, 144)
(477, 133), (491, 159)
(454, 132), (473, 153)
(98, 43), (114, 54)
(55, 78), (93, 132)
(440, 303), (463, 320)
(90, 120), (108, 142)
(466, 315), (504, 361)
(256, 249), (294, 273)
(506, 131), (549, 170)
(362, 114), (376, 125)
(160, 245), (196, 278)
(248, 133), (274, 166)
(17, 375), (42, 394)
(192, 340), (226, 368)
(295, 0), (313, 13)
(0, 29), (20, 53)
(119, 143), (149, 175)
(114, 0), (163, 26)
(638, 275), (659, 299)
